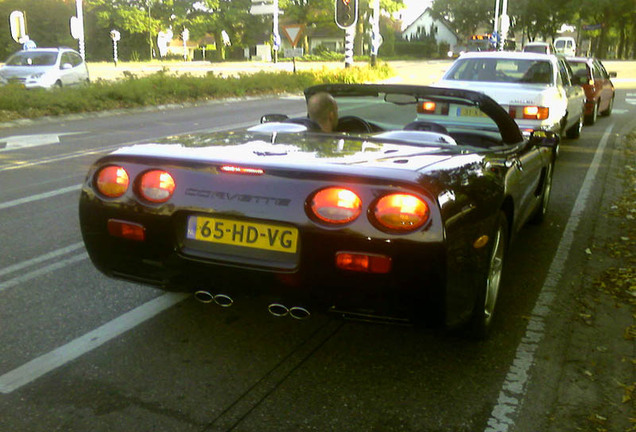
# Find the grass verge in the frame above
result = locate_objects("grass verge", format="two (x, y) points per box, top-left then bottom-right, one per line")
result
(0, 63), (393, 122)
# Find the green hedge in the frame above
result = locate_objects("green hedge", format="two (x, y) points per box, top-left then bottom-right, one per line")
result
(0, 63), (393, 122)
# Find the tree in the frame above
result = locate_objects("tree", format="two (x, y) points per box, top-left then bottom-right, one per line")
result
(430, 0), (493, 38)
(0, 0), (76, 60)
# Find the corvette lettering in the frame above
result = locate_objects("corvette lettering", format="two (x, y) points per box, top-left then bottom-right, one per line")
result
(185, 188), (290, 207)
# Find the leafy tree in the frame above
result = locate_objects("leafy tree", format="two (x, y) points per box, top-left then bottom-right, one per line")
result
(430, 0), (493, 38)
(0, 0), (76, 59)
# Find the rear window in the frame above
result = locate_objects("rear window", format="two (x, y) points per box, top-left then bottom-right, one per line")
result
(445, 58), (553, 84)
(568, 62), (589, 80)
(523, 45), (548, 54)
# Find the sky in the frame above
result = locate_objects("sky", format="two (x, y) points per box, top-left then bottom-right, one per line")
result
(401, 0), (431, 27)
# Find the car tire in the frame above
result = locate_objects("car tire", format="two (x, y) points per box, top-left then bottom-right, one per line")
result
(584, 102), (598, 125)
(465, 211), (508, 339)
(565, 113), (583, 139)
(54, 80), (62, 88)
(601, 95), (614, 116)
(529, 160), (554, 224)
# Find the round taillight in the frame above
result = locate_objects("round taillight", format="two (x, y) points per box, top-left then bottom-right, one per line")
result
(309, 187), (362, 224)
(372, 193), (429, 232)
(139, 170), (176, 203)
(96, 166), (129, 198)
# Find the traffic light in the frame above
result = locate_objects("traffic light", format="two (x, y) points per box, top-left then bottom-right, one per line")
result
(335, 0), (358, 29)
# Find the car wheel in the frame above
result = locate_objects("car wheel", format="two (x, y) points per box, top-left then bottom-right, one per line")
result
(465, 211), (508, 339)
(584, 102), (598, 125)
(565, 113), (583, 139)
(54, 80), (62, 88)
(601, 95), (614, 116)
(529, 161), (554, 224)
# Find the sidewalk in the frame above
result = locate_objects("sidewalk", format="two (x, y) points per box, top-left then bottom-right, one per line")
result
(528, 127), (635, 431)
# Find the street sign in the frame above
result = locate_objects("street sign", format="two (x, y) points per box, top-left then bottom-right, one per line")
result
(9, 11), (27, 43)
(70, 16), (83, 40)
(282, 25), (304, 48)
(285, 47), (303, 58)
(250, 2), (277, 15)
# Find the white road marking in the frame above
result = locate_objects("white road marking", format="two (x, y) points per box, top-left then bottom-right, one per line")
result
(0, 292), (189, 394)
(0, 133), (81, 152)
(485, 124), (615, 431)
(0, 253), (88, 293)
(0, 184), (81, 210)
(0, 242), (84, 278)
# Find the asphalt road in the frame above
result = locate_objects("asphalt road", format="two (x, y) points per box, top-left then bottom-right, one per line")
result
(0, 63), (635, 431)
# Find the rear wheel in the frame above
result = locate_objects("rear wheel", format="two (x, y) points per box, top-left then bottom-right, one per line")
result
(465, 211), (508, 339)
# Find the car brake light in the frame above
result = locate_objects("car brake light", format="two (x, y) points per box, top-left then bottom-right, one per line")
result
(417, 101), (449, 115)
(139, 170), (176, 203)
(372, 193), (429, 232)
(336, 252), (392, 273)
(510, 106), (549, 120)
(96, 166), (129, 198)
(418, 101), (436, 113)
(107, 219), (145, 241)
(309, 187), (362, 224)
(220, 165), (264, 175)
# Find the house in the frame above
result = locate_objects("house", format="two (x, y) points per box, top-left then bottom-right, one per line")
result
(165, 38), (200, 60)
(401, 8), (459, 50)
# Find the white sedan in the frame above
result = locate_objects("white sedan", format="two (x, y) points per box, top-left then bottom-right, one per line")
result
(436, 51), (585, 139)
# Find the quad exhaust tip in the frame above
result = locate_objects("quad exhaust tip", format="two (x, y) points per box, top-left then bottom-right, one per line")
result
(268, 303), (310, 320)
(194, 291), (234, 307)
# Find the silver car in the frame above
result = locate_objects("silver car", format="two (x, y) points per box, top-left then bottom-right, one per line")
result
(0, 47), (89, 89)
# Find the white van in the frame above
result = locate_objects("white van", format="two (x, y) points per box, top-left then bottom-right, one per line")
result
(554, 37), (576, 56)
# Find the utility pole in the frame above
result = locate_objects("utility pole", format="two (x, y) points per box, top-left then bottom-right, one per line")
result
(272, 0), (280, 63)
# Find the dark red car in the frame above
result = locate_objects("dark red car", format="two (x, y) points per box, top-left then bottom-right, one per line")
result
(567, 57), (616, 125)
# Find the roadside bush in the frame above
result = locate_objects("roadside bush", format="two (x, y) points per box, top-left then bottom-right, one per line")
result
(0, 63), (393, 121)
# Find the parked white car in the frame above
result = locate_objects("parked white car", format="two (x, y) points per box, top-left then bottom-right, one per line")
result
(436, 51), (585, 139)
(0, 47), (89, 89)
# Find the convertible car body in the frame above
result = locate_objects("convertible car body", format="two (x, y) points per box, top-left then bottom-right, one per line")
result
(79, 84), (557, 337)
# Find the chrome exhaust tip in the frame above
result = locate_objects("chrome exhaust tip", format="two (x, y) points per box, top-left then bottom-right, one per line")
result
(268, 303), (289, 317)
(289, 306), (311, 320)
(194, 290), (214, 304)
(213, 294), (234, 308)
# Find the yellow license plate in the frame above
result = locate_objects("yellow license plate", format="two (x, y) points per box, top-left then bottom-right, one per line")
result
(458, 107), (488, 117)
(186, 216), (298, 253)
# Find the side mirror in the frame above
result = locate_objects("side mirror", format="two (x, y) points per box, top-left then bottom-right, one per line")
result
(60, 63), (73, 70)
(529, 130), (559, 148)
(261, 114), (289, 124)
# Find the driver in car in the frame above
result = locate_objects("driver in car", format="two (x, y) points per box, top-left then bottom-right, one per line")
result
(307, 92), (339, 132)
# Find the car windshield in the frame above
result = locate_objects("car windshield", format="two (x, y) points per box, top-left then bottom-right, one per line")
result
(445, 58), (553, 84)
(5, 52), (57, 66)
